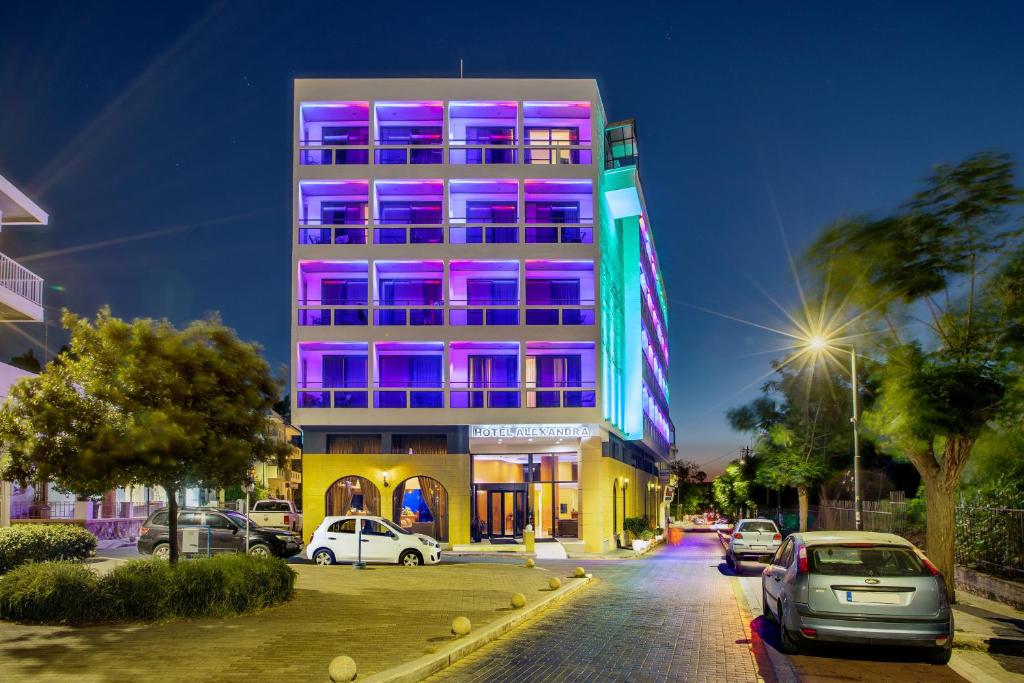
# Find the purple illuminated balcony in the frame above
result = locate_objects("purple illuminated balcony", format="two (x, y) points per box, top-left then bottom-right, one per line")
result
(523, 102), (592, 165)
(374, 261), (444, 326)
(297, 342), (368, 408)
(449, 179), (518, 244)
(449, 260), (519, 326)
(297, 261), (368, 326)
(525, 260), (595, 326)
(525, 342), (596, 408)
(375, 101), (444, 164)
(297, 181), (369, 245)
(299, 102), (370, 165)
(375, 342), (444, 408)
(374, 180), (444, 244)
(449, 342), (520, 408)
(523, 179), (594, 244)
(448, 101), (517, 165)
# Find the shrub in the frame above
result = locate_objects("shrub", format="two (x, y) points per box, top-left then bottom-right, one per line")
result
(654, 527), (664, 535)
(623, 517), (651, 540)
(0, 561), (101, 624)
(0, 524), (97, 573)
(639, 530), (655, 541)
(0, 554), (295, 625)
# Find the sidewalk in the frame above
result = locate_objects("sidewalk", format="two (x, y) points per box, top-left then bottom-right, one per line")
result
(0, 559), (592, 682)
(950, 590), (1024, 682)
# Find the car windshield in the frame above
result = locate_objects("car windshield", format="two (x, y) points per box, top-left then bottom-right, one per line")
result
(738, 521), (777, 533)
(225, 511), (258, 528)
(253, 501), (291, 512)
(808, 545), (929, 577)
(380, 518), (414, 535)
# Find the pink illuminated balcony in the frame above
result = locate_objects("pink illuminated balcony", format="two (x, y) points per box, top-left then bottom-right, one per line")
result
(449, 179), (518, 244)
(449, 260), (519, 326)
(299, 102), (370, 165)
(297, 261), (368, 327)
(448, 101), (517, 165)
(525, 342), (596, 408)
(524, 179), (594, 244)
(375, 101), (444, 165)
(525, 260), (595, 326)
(374, 180), (444, 244)
(296, 342), (368, 409)
(297, 180), (369, 245)
(374, 261), (444, 326)
(374, 342), (444, 408)
(449, 341), (520, 408)
(523, 102), (592, 165)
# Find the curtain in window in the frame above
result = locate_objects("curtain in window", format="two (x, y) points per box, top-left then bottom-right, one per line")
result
(525, 202), (580, 224)
(322, 356), (367, 389)
(379, 280), (442, 305)
(379, 202), (442, 225)
(467, 279), (517, 305)
(526, 280), (579, 305)
(466, 201), (516, 223)
(379, 355), (441, 388)
(322, 126), (369, 145)
(326, 476), (380, 515)
(322, 279), (368, 305)
(535, 355), (581, 387)
(418, 477), (449, 542)
(321, 202), (366, 225)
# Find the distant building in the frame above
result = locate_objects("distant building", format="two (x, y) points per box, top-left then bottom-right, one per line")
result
(290, 79), (674, 552)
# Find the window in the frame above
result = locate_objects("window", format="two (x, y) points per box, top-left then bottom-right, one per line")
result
(526, 280), (580, 305)
(179, 511), (203, 526)
(466, 201), (517, 224)
(465, 126), (514, 145)
(320, 202), (367, 225)
(322, 356), (368, 388)
(525, 202), (580, 224)
(328, 519), (357, 534)
(205, 513), (235, 529)
(737, 521), (778, 534)
(377, 355), (442, 388)
(253, 501), (291, 512)
(774, 539), (794, 567)
(379, 126), (442, 145)
(808, 545), (930, 577)
(151, 510), (169, 526)
(321, 280), (368, 306)
(360, 520), (394, 537)
(378, 202), (442, 225)
(322, 126), (368, 145)
(391, 434), (448, 455)
(327, 434), (382, 454)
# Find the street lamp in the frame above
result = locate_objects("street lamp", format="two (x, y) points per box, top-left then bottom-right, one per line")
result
(804, 336), (863, 531)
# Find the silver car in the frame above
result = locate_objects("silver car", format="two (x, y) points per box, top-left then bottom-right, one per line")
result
(726, 518), (782, 569)
(761, 531), (953, 663)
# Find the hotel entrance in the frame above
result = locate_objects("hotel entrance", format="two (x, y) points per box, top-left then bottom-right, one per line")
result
(473, 485), (526, 539)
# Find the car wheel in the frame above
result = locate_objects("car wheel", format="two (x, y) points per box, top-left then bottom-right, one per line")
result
(248, 544), (271, 558)
(399, 549), (423, 567)
(312, 548), (335, 566)
(152, 543), (170, 560)
(928, 647), (952, 665)
(779, 602), (802, 655)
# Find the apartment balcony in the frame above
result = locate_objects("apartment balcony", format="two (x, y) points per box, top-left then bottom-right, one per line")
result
(0, 252), (43, 322)
(449, 260), (519, 326)
(297, 180), (369, 245)
(448, 101), (518, 165)
(449, 341), (520, 408)
(375, 101), (444, 165)
(296, 342), (369, 409)
(525, 260), (595, 326)
(525, 342), (596, 408)
(374, 179), (444, 244)
(298, 101), (370, 166)
(523, 101), (593, 165)
(373, 261), (444, 326)
(449, 178), (518, 244)
(374, 342), (444, 408)
(297, 261), (369, 327)
(524, 179), (594, 244)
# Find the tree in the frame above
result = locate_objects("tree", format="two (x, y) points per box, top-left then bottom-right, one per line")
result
(8, 349), (41, 374)
(669, 460), (710, 516)
(712, 459), (758, 518)
(755, 425), (829, 532)
(0, 308), (290, 562)
(805, 151), (1024, 596)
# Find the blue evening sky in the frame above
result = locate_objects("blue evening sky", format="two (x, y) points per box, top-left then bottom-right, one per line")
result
(1, 1), (1022, 473)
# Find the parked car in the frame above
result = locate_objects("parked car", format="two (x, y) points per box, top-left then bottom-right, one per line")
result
(725, 518), (781, 569)
(710, 517), (734, 532)
(137, 507), (303, 559)
(251, 499), (302, 533)
(306, 515), (441, 567)
(761, 531), (952, 663)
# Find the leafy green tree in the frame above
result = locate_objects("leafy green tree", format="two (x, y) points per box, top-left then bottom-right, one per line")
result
(669, 460), (709, 515)
(712, 459), (758, 518)
(755, 425), (829, 531)
(0, 308), (290, 562)
(806, 152), (1024, 595)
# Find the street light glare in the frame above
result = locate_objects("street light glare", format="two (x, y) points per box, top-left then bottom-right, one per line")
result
(808, 336), (828, 351)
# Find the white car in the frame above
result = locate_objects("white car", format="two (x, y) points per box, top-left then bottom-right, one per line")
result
(726, 518), (782, 570)
(307, 515), (441, 566)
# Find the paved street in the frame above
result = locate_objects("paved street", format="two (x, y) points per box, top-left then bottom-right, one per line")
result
(433, 532), (969, 683)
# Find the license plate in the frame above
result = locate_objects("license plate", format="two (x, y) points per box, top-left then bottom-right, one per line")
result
(751, 545), (767, 550)
(845, 591), (902, 605)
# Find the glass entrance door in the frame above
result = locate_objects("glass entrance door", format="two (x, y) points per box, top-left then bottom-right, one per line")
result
(484, 488), (525, 538)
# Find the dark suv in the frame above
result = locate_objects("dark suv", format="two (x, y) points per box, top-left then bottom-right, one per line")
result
(137, 507), (303, 559)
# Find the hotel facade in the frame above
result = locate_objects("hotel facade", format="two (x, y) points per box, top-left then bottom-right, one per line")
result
(292, 79), (674, 552)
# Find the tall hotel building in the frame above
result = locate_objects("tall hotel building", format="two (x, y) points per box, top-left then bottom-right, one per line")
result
(293, 80), (674, 552)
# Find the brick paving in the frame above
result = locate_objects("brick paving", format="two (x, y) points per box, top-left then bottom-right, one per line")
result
(0, 558), (580, 682)
(432, 532), (764, 683)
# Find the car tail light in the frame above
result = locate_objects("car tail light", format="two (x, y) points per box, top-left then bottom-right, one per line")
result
(734, 533), (744, 539)
(284, 514), (290, 525)
(139, 527), (149, 535)
(797, 546), (809, 573)
(800, 628), (817, 639)
(921, 556), (941, 576)
(935, 634), (950, 646)
(773, 533), (782, 541)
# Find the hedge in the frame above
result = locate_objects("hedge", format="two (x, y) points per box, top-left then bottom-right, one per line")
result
(0, 555), (296, 625)
(0, 524), (97, 573)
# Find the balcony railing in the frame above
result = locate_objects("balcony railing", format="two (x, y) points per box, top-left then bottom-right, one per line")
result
(525, 300), (595, 326)
(374, 382), (444, 409)
(373, 300), (444, 326)
(374, 146), (444, 165)
(298, 147), (370, 165)
(296, 381), (369, 409)
(523, 224), (594, 244)
(448, 141), (518, 165)
(524, 381), (597, 408)
(372, 224), (445, 245)
(295, 382), (599, 410)
(448, 300), (519, 326)
(0, 252), (43, 307)
(450, 381), (521, 408)
(297, 222), (594, 246)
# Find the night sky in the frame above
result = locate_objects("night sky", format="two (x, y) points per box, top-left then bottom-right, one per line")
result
(2, 1), (1022, 474)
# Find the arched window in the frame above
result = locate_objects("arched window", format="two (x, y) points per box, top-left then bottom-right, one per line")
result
(392, 476), (448, 542)
(325, 476), (381, 516)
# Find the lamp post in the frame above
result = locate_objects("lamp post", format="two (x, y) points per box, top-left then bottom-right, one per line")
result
(622, 478), (629, 529)
(807, 337), (863, 531)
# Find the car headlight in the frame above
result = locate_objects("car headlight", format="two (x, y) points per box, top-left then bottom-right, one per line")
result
(275, 534), (294, 542)
(418, 537), (433, 547)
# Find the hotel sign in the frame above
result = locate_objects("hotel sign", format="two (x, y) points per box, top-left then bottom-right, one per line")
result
(470, 424), (598, 439)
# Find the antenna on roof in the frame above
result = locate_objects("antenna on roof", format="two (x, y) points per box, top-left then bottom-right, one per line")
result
(460, 58), (464, 79)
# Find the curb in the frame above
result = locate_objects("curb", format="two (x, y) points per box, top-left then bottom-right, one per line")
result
(360, 574), (594, 683)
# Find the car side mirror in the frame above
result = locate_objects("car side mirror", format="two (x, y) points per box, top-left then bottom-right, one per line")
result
(231, 526), (239, 534)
